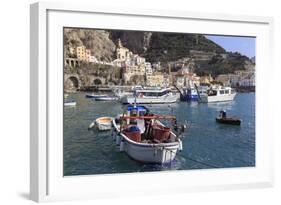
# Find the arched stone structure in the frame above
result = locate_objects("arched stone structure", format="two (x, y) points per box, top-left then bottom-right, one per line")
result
(64, 74), (81, 91)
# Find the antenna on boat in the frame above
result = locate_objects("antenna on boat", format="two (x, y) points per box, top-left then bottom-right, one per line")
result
(133, 90), (137, 108)
(194, 83), (202, 102)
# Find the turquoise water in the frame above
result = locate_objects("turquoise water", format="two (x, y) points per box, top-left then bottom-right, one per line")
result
(64, 93), (255, 176)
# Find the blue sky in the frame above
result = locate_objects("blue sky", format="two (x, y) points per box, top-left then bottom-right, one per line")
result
(205, 35), (256, 58)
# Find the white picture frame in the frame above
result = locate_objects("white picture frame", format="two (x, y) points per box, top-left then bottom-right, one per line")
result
(30, 2), (274, 202)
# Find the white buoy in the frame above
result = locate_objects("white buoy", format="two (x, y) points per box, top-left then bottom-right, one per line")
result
(120, 140), (124, 152)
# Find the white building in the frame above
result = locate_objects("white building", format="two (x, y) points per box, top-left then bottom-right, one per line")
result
(89, 55), (98, 63)
(134, 55), (146, 65)
(239, 73), (255, 86)
(144, 62), (153, 75)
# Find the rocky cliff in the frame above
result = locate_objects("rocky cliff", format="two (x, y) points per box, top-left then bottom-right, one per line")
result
(64, 28), (116, 62)
(64, 28), (254, 77)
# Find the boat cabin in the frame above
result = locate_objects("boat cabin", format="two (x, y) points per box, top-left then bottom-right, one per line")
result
(135, 88), (172, 98)
(207, 86), (235, 96)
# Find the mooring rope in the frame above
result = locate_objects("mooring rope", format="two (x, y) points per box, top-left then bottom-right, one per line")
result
(176, 151), (220, 168)
(164, 148), (220, 169)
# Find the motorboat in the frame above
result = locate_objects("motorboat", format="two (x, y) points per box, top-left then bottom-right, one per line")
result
(94, 96), (119, 101)
(112, 104), (186, 164)
(112, 88), (133, 98)
(121, 88), (178, 104)
(85, 93), (107, 98)
(216, 117), (241, 125)
(215, 110), (241, 125)
(199, 86), (236, 103)
(64, 100), (76, 106)
(89, 117), (113, 131)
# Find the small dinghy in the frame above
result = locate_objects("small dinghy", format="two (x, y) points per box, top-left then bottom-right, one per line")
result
(64, 100), (76, 106)
(85, 93), (107, 98)
(216, 110), (241, 125)
(95, 96), (119, 101)
(89, 117), (113, 131)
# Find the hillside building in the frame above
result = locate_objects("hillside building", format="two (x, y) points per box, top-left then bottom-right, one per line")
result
(76, 46), (91, 62)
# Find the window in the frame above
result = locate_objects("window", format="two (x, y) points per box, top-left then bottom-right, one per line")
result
(225, 90), (229, 94)
(220, 90), (225, 95)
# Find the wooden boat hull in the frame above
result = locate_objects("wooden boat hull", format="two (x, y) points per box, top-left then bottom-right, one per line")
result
(216, 117), (241, 125)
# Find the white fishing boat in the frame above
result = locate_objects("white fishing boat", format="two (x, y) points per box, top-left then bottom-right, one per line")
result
(121, 88), (178, 104)
(112, 88), (133, 98)
(64, 100), (76, 106)
(199, 86), (236, 103)
(89, 117), (113, 131)
(112, 105), (186, 164)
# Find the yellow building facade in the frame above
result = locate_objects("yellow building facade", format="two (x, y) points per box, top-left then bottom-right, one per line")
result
(146, 74), (164, 87)
(76, 46), (91, 62)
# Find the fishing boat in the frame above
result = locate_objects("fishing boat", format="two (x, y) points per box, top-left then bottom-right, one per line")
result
(85, 93), (107, 98)
(121, 88), (178, 104)
(64, 100), (76, 106)
(216, 117), (241, 125)
(89, 117), (113, 131)
(215, 110), (241, 125)
(181, 87), (199, 101)
(112, 105), (186, 164)
(112, 88), (133, 98)
(94, 96), (119, 101)
(199, 86), (236, 103)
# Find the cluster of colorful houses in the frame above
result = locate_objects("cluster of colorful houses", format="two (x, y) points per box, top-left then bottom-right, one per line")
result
(64, 39), (255, 88)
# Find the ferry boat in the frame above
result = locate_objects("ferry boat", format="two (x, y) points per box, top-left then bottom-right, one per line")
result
(199, 86), (236, 103)
(112, 105), (185, 163)
(121, 88), (178, 104)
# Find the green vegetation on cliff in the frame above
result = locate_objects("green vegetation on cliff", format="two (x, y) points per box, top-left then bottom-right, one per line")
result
(144, 33), (225, 62)
(195, 52), (253, 77)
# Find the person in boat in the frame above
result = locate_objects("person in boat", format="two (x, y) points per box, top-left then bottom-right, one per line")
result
(143, 111), (154, 140)
(219, 110), (227, 118)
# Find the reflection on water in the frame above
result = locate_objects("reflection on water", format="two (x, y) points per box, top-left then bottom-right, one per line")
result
(64, 93), (255, 176)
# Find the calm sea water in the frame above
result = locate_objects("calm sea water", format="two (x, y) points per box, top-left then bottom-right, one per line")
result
(64, 92), (255, 176)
